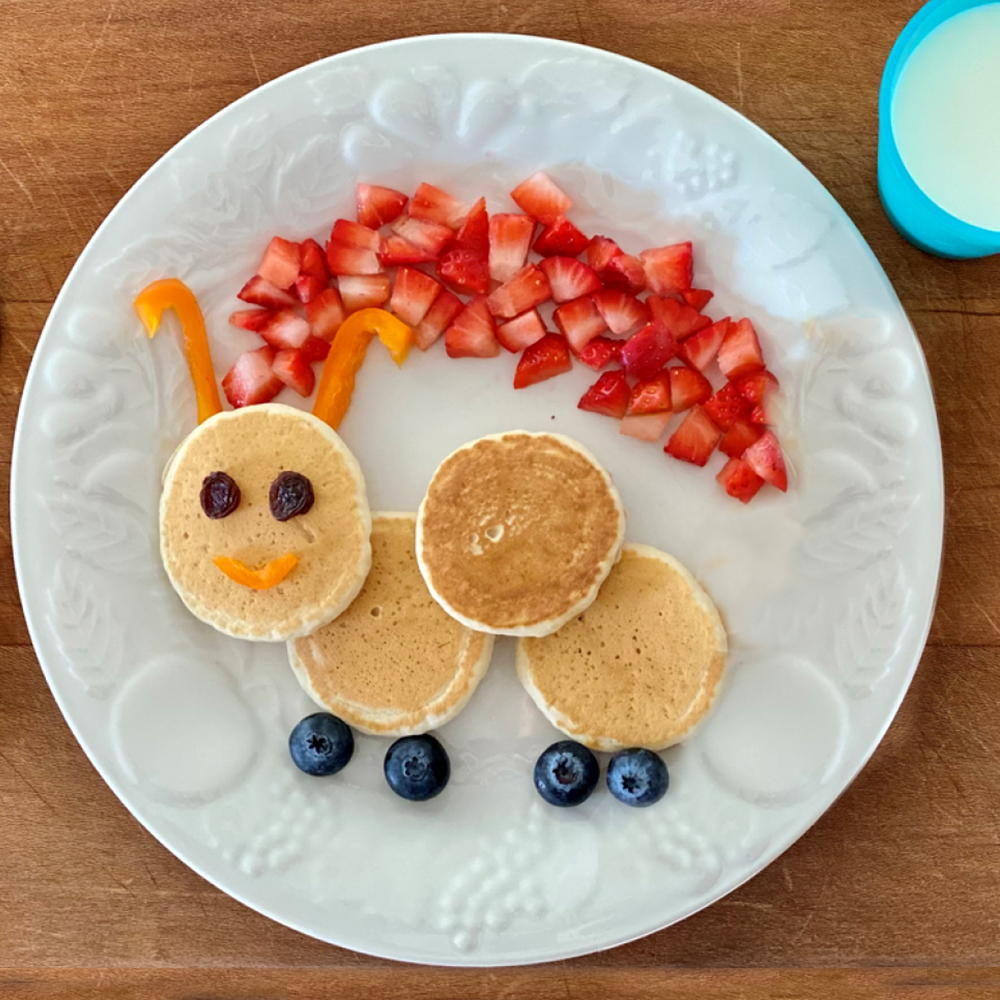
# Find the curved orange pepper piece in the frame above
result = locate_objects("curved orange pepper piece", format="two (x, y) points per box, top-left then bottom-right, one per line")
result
(134, 278), (223, 424)
(213, 553), (298, 589)
(313, 308), (413, 429)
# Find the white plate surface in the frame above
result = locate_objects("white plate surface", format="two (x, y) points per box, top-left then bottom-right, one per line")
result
(11, 34), (943, 966)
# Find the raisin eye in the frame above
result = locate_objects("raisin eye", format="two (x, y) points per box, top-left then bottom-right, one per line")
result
(269, 471), (314, 521)
(200, 472), (241, 519)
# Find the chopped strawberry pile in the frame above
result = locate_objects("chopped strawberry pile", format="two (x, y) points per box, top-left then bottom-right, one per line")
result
(224, 171), (787, 501)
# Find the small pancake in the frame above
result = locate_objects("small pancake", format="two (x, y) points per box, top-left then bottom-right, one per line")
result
(160, 403), (371, 641)
(416, 432), (625, 637)
(288, 513), (494, 735)
(516, 544), (728, 751)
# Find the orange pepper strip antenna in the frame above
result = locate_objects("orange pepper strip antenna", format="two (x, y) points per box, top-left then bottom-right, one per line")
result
(313, 308), (414, 429)
(134, 278), (223, 424)
(213, 553), (298, 590)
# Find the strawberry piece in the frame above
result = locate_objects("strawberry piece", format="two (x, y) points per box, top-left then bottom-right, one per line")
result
(259, 309), (312, 351)
(665, 406), (721, 467)
(222, 346), (283, 408)
(733, 369), (780, 406)
(719, 417), (764, 459)
(299, 238), (329, 281)
(513, 334), (573, 389)
(329, 219), (381, 252)
(602, 252), (647, 294)
(454, 197), (489, 256)
(410, 182), (469, 229)
(377, 234), (438, 267)
(620, 411), (673, 442)
(640, 242), (693, 294)
(717, 458), (765, 503)
(496, 309), (547, 353)
(510, 171), (572, 224)
(576, 336), (622, 370)
(489, 213), (535, 283)
(294, 274), (326, 304)
(553, 296), (608, 353)
(682, 288), (714, 311)
(578, 370), (630, 419)
(325, 243), (382, 276)
(533, 216), (591, 257)
(338, 275), (390, 313)
(304, 287), (346, 341)
(445, 296), (500, 358)
(390, 215), (454, 256)
(718, 318), (766, 379)
(299, 335), (331, 363)
(414, 289), (463, 351)
(627, 372), (672, 415)
(539, 256), (602, 303)
(229, 308), (272, 332)
(486, 263), (551, 319)
(678, 317), (730, 371)
(620, 321), (677, 380)
(592, 288), (649, 335)
(356, 183), (408, 228)
(669, 366), (713, 411)
(586, 235), (623, 273)
(237, 275), (298, 310)
(271, 348), (316, 398)
(648, 295), (712, 340)
(744, 431), (788, 491)
(437, 247), (491, 296)
(256, 236), (301, 290)
(389, 267), (442, 327)
(704, 381), (752, 431)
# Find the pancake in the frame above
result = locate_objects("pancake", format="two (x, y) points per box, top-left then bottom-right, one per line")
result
(415, 432), (625, 637)
(288, 513), (494, 735)
(516, 544), (727, 751)
(160, 403), (371, 641)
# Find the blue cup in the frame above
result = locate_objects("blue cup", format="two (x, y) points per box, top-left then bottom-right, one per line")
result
(878, 0), (1000, 258)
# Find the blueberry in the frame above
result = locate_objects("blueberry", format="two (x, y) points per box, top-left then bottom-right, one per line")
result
(289, 713), (354, 776)
(606, 748), (669, 807)
(533, 740), (599, 807)
(384, 734), (450, 801)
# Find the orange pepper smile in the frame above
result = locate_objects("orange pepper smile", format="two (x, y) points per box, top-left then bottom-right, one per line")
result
(213, 553), (298, 589)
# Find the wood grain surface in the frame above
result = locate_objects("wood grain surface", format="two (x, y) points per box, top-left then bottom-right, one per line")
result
(2, 0), (999, 995)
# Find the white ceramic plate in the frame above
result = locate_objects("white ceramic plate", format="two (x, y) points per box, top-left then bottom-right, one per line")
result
(11, 34), (943, 966)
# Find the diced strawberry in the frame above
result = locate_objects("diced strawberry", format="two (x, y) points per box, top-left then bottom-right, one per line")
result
(640, 242), (693, 294)
(576, 336), (622, 370)
(389, 267), (441, 327)
(669, 366), (713, 411)
(299, 335), (331, 363)
(539, 256), (602, 303)
(602, 252), (647, 294)
(222, 346), (283, 408)
(744, 431), (788, 491)
(304, 287), (346, 341)
(445, 296), (500, 358)
(409, 182), (469, 229)
(592, 288), (649, 335)
(533, 216), (591, 257)
(553, 296), (608, 353)
(454, 197), (489, 256)
(719, 417), (764, 459)
(339, 275), (390, 313)
(586, 235), (622, 273)
(717, 457), (765, 503)
(415, 289), (463, 351)
(513, 334), (572, 389)
(390, 215), (454, 256)
(648, 295), (712, 340)
(627, 372), (672, 415)
(681, 288), (714, 311)
(271, 348), (315, 398)
(256, 236), (301, 290)
(578, 370), (630, 419)
(258, 309), (312, 351)
(437, 247), (491, 296)
(294, 274), (326, 304)
(510, 171), (572, 224)
(229, 308), (272, 332)
(496, 309), (547, 353)
(718, 318), (766, 379)
(489, 213), (535, 283)
(325, 243), (382, 276)
(733, 369), (780, 406)
(377, 235), (438, 267)
(620, 411), (673, 442)
(704, 381), (752, 431)
(237, 275), (298, 310)
(356, 183), (408, 228)
(677, 317), (730, 371)
(665, 406), (721, 467)
(299, 238), (329, 281)
(329, 219), (381, 252)
(486, 263), (551, 319)
(620, 321), (677, 380)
